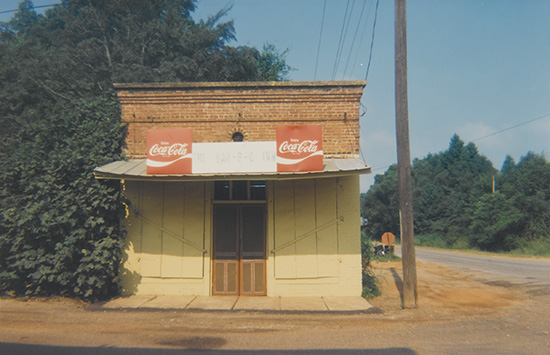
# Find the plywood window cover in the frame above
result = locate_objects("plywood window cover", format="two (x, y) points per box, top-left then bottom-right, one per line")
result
(132, 209), (207, 254)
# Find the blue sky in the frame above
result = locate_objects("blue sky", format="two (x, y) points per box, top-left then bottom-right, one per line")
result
(2, 0), (549, 192)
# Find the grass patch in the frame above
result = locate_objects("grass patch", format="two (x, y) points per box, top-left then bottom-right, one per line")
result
(414, 234), (449, 248)
(374, 253), (401, 262)
(415, 233), (550, 258)
(509, 238), (550, 257)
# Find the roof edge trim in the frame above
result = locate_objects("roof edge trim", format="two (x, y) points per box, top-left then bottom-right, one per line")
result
(113, 80), (366, 91)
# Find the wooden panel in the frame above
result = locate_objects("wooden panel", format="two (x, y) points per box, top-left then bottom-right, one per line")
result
(254, 261), (265, 293)
(337, 176), (361, 255)
(213, 260), (238, 295)
(214, 261), (225, 294)
(122, 181), (142, 281)
(242, 262), (252, 293)
(124, 181), (142, 254)
(140, 182), (164, 277)
(161, 183), (185, 278)
(182, 182), (205, 277)
(241, 260), (266, 295)
(294, 179), (318, 278)
(315, 178), (339, 277)
(273, 180), (296, 279)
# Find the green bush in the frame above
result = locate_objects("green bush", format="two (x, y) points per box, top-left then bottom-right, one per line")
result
(361, 234), (381, 299)
(0, 99), (126, 301)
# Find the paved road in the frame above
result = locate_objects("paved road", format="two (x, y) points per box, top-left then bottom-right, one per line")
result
(394, 246), (550, 283)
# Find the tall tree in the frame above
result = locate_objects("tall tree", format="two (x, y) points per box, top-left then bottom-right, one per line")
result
(361, 165), (400, 241)
(362, 135), (495, 247)
(470, 152), (550, 251)
(0, 0), (290, 300)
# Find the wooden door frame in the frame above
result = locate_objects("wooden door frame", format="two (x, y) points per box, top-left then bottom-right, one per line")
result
(212, 203), (266, 296)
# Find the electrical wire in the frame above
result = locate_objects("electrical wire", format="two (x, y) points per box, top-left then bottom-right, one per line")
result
(342, 0), (368, 79)
(331, 0), (352, 80)
(359, 0), (380, 164)
(314, 0), (327, 81)
(364, 0), (380, 82)
(0, 4), (57, 15)
(472, 114), (550, 142)
(350, 0), (375, 78)
(367, 114), (550, 175)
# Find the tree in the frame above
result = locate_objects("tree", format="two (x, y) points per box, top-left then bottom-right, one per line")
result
(257, 43), (292, 81)
(470, 152), (550, 251)
(0, 0), (290, 300)
(361, 165), (400, 241)
(470, 192), (525, 251)
(362, 135), (495, 247)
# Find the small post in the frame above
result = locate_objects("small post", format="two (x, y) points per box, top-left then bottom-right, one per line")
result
(395, 0), (417, 308)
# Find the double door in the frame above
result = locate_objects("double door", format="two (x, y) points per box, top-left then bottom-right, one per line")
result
(213, 204), (266, 295)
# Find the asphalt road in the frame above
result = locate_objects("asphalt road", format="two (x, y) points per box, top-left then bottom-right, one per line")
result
(394, 246), (550, 283)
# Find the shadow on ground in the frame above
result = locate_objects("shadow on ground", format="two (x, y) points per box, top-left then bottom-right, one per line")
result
(0, 342), (416, 355)
(389, 267), (404, 305)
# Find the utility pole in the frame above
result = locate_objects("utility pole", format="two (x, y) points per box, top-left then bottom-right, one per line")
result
(395, 0), (417, 308)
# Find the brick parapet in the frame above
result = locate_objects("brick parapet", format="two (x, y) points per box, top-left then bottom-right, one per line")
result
(116, 81), (365, 159)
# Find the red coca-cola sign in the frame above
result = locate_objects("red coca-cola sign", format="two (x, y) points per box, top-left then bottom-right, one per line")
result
(276, 125), (323, 172)
(147, 128), (192, 174)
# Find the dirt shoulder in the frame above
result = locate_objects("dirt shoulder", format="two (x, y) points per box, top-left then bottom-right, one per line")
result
(0, 261), (549, 354)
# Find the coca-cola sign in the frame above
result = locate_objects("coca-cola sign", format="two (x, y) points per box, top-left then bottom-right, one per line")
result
(147, 128), (192, 174)
(276, 125), (323, 172)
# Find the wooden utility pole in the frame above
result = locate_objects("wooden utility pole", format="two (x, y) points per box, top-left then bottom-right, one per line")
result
(395, 0), (417, 308)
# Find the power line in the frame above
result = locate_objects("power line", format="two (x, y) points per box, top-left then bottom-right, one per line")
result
(342, 0), (368, 79)
(472, 114), (550, 142)
(350, 0), (375, 78)
(372, 164), (393, 172)
(0, 4), (58, 15)
(331, 0), (352, 80)
(367, 114), (550, 175)
(314, 0), (327, 81)
(364, 0), (380, 82)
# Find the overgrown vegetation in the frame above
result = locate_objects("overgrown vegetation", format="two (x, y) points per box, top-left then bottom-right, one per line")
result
(361, 234), (381, 299)
(0, 0), (290, 301)
(362, 134), (550, 256)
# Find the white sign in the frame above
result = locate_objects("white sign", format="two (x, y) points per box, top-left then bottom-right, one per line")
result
(193, 142), (277, 173)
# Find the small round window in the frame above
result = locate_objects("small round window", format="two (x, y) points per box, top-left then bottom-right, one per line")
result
(232, 132), (244, 142)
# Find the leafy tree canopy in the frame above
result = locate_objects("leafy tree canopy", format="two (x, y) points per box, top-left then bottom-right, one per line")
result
(361, 134), (549, 252)
(0, 0), (291, 300)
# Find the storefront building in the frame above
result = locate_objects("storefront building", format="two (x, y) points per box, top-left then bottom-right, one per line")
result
(95, 81), (370, 297)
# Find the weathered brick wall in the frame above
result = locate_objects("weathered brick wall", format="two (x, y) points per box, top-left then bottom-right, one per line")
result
(115, 81), (365, 159)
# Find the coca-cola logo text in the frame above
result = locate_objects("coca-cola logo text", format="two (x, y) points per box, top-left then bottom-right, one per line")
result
(278, 139), (319, 155)
(149, 142), (189, 157)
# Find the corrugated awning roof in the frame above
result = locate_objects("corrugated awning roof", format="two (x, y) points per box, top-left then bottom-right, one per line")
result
(94, 159), (371, 181)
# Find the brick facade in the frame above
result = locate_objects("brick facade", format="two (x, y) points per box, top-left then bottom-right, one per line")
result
(114, 81), (366, 159)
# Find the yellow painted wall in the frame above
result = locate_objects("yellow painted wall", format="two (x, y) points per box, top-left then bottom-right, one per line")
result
(267, 176), (362, 297)
(121, 176), (361, 297)
(121, 181), (212, 295)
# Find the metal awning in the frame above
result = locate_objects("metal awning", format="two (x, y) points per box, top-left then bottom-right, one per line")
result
(94, 159), (371, 181)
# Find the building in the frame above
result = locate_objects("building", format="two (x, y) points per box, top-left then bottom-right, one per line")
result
(94, 81), (370, 297)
